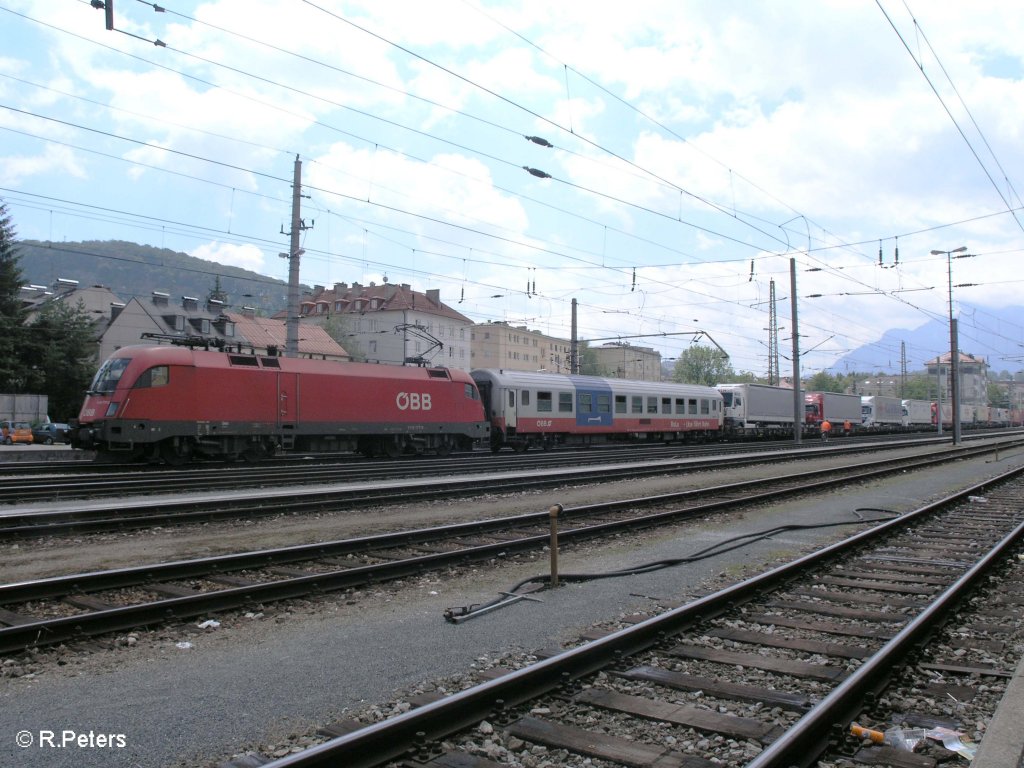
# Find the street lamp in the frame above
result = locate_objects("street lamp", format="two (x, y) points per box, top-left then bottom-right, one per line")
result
(930, 246), (970, 444)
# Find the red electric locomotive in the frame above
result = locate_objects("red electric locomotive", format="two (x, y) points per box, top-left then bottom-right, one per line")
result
(72, 345), (489, 463)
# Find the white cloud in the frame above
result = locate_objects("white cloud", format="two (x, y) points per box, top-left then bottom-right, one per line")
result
(190, 241), (266, 272)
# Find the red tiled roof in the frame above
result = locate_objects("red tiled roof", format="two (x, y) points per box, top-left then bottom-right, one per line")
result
(225, 312), (349, 358)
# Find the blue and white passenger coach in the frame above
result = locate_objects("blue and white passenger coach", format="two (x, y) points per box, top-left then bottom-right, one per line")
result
(470, 369), (723, 452)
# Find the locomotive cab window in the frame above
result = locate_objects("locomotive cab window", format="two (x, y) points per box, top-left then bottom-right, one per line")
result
(88, 356), (131, 394)
(537, 391), (553, 412)
(134, 365), (169, 388)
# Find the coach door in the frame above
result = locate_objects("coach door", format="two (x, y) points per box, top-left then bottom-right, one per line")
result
(503, 387), (518, 430)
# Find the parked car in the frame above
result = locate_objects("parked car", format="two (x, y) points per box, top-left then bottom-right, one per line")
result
(1, 421), (33, 445)
(32, 422), (71, 445)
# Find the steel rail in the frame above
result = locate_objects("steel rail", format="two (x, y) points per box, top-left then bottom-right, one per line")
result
(259, 465), (1024, 768)
(3, 440), (1012, 540)
(0, 431), (1001, 504)
(746, 516), (1024, 767)
(0, 444), (1010, 654)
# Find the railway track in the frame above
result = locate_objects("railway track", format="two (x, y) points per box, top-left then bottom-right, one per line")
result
(0, 432), (986, 505)
(0, 442), (1010, 657)
(246, 465), (1024, 768)
(5, 439), (1019, 540)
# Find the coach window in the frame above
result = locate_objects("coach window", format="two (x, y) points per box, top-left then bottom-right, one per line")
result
(615, 395), (627, 414)
(647, 396), (658, 414)
(558, 392), (573, 413)
(578, 392), (593, 412)
(661, 397), (672, 414)
(675, 398), (685, 414)
(631, 396), (643, 414)
(521, 390), (531, 406)
(508, 391), (515, 408)
(537, 391), (552, 412)
(135, 365), (169, 388)
(688, 398), (698, 414)
(598, 394), (611, 413)
(700, 399), (710, 415)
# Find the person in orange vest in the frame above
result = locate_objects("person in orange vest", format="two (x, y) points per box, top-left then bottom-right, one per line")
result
(843, 419), (852, 436)
(820, 419), (832, 442)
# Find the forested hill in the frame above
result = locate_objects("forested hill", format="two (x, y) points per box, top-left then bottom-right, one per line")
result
(17, 239), (293, 314)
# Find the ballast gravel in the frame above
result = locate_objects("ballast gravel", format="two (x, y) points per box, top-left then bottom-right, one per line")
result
(0, 445), (1020, 768)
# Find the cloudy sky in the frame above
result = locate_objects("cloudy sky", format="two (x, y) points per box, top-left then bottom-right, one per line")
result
(2, 0), (1023, 376)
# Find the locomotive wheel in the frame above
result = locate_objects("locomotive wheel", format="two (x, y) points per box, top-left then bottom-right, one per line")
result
(434, 435), (454, 457)
(383, 436), (403, 458)
(512, 441), (528, 453)
(160, 439), (193, 466)
(242, 441), (269, 463)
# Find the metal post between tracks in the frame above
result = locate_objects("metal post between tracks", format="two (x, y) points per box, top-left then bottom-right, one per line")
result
(549, 504), (562, 588)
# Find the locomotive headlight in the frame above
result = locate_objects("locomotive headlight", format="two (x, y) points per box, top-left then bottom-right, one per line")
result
(105, 402), (120, 417)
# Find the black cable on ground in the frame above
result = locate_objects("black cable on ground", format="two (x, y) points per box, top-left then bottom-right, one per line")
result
(444, 509), (900, 622)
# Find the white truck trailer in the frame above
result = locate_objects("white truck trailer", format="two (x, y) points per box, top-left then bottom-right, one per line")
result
(718, 383), (796, 437)
(860, 395), (904, 428)
(901, 399), (933, 428)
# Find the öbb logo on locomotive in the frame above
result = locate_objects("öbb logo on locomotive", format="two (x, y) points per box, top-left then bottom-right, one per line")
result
(395, 392), (432, 411)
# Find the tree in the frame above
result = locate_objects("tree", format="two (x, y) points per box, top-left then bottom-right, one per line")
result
(576, 341), (601, 376)
(988, 381), (1009, 409)
(806, 371), (846, 393)
(320, 315), (364, 361)
(900, 375), (935, 400)
(24, 299), (99, 420)
(672, 345), (735, 386)
(0, 200), (26, 391)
